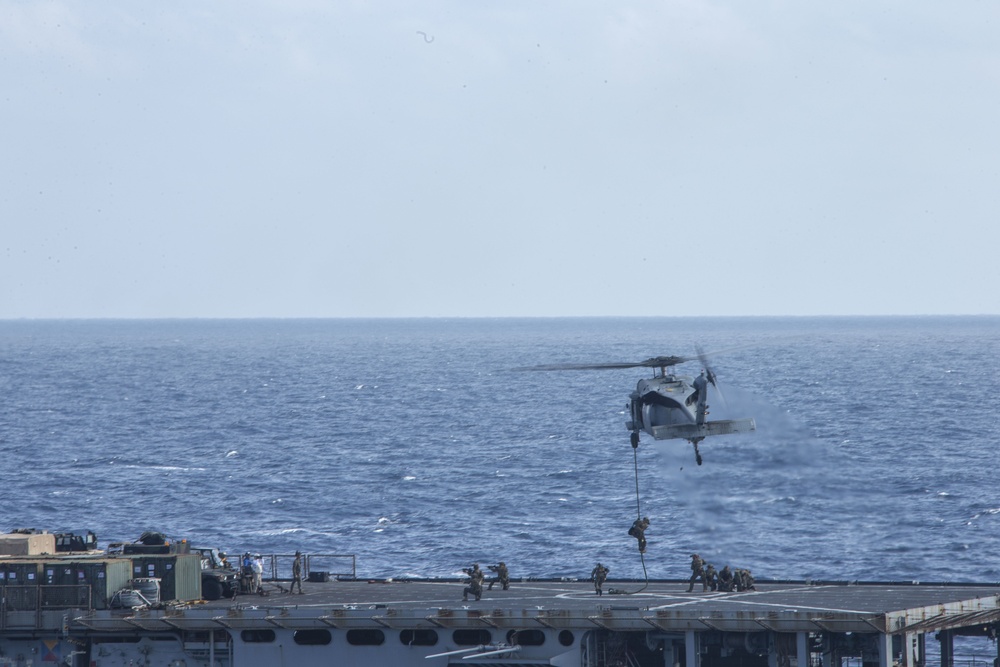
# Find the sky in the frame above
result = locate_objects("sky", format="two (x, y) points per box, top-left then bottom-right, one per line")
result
(2, 1), (998, 318)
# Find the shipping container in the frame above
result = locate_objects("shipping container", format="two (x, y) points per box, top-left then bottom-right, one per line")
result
(0, 559), (42, 583)
(0, 559), (42, 610)
(121, 553), (202, 602)
(40, 557), (133, 610)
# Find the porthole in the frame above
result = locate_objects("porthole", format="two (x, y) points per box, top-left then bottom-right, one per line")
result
(507, 629), (545, 646)
(240, 629), (275, 643)
(293, 629), (332, 645)
(346, 629), (385, 646)
(452, 629), (492, 645)
(400, 629), (439, 646)
(559, 630), (575, 646)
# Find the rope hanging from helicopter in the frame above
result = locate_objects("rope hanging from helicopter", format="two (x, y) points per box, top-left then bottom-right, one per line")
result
(607, 440), (650, 596)
(623, 441), (649, 594)
(633, 444), (649, 591)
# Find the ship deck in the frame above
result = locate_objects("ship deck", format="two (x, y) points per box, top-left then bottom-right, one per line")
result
(181, 579), (1000, 635)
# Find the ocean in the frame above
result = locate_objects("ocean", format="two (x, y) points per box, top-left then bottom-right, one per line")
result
(2, 316), (999, 587)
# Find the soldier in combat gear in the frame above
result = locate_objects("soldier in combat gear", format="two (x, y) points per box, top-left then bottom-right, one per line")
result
(487, 562), (510, 590)
(687, 553), (706, 592)
(462, 563), (485, 601)
(734, 568), (756, 591)
(290, 551), (304, 594)
(704, 563), (718, 591)
(628, 517), (650, 553)
(591, 562), (610, 596)
(717, 565), (734, 592)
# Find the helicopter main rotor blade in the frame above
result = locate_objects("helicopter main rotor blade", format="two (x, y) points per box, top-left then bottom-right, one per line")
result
(513, 361), (648, 371)
(513, 355), (696, 372)
(695, 346), (718, 386)
(696, 345), (728, 407)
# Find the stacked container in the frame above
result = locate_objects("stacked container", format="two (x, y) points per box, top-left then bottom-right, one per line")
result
(40, 558), (132, 609)
(120, 553), (202, 602)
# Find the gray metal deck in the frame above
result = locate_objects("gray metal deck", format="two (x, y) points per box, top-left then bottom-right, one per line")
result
(175, 579), (1000, 634)
(44, 579), (1000, 667)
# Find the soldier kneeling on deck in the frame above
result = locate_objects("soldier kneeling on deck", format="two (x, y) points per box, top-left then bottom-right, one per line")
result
(717, 565), (734, 592)
(487, 562), (509, 591)
(704, 563), (718, 591)
(462, 563), (484, 601)
(734, 568), (756, 592)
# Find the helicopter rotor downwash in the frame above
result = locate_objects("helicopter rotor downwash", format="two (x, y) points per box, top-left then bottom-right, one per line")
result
(515, 350), (756, 465)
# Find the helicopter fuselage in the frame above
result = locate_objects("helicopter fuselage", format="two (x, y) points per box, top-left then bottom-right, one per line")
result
(515, 351), (756, 465)
(626, 373), (756, 444)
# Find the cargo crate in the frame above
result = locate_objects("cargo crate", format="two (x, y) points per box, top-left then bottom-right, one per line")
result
(122, 553), (202, 602)
(41, 557), (133, 609)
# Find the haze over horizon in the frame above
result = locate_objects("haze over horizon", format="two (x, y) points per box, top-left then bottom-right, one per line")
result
(3, 1), (998, 319)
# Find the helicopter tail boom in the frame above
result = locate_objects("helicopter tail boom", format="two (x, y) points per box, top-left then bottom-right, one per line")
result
(648, 418), (756, 441)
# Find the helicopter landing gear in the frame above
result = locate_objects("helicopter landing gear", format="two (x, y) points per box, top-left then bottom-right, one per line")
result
(630, 431), (640, 449)
(691, 439), (704, 466)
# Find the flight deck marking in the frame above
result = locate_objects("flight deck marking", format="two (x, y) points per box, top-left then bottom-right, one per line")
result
(645, 600), (874, 614)
(645, 586), (877, 614)
(718, 584), (883, 614)
(557, 591), (699, 601)
(215, 583), (897, 615)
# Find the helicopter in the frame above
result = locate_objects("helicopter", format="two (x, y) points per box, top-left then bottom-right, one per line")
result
(516, 351), (756, 465)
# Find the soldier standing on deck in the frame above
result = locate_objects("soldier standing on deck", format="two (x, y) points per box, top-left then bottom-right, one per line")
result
(591, 563), (610, 596)
(687, 554), (706, 592)
(290, 551), (304, 594)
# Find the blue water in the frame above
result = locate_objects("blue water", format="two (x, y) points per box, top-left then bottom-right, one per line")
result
(2, 317), (998, 584)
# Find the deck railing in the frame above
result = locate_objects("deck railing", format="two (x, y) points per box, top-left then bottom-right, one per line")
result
(1, 585), (93, 630)
(256, 553), (357, 581)
(0, 584), (92, 611)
